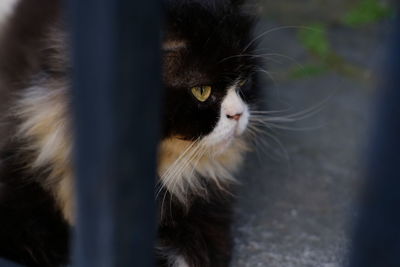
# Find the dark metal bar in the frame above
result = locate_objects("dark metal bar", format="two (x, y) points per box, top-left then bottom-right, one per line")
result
(349, 16), (400, 267)
(68, 0), (161, 266)
(0, 259), (24, 267)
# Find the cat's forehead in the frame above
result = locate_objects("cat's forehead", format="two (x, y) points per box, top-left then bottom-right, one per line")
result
(163, 50), (218, 88)
(162, 1), (255, 88)
(162, 37), (253, 88)
(163, 0), (253, 50)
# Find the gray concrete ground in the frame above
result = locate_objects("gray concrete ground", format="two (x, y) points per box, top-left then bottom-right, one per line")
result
(231, 5), (394, 267)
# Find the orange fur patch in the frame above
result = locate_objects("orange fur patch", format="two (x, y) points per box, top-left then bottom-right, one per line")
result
(158, 136), (248, 203)
(15, 81), (74, 223)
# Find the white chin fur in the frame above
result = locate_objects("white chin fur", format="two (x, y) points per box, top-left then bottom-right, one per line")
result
(158, 86), (249, 204)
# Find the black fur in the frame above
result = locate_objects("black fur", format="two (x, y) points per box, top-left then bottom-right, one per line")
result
(0, 1), (69, 266)
(0, 0), (61, 150)
(157, 185), (234, 267)
(158, 3), (258, 266)
(0, 141), (69, 267)
(162, 0), (257, 139)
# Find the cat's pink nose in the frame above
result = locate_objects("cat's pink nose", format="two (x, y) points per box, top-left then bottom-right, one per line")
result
(227, 113), (242, 121)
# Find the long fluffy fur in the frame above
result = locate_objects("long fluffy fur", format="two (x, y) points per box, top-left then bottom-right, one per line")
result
(14, 80), (74, 223)
(0, 0), (259, 266)
(158, 137), (248, 203)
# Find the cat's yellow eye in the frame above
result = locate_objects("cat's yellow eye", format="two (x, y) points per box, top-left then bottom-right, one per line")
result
(191, 86), (212, 102)
(239, 80), (247, 87)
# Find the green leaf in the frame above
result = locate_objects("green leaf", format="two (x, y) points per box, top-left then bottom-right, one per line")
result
(298, 24), (330, 59)
(290, 64), (328, 79)
(343, 0), (393, 27)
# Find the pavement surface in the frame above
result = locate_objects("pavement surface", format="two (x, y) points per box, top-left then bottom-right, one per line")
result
(231, 3), (395, 267)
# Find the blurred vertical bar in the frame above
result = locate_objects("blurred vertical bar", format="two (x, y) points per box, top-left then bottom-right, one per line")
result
(349, 15), (400, 267)
(68, 0), (161, 266)
(0, 259), (23, 267)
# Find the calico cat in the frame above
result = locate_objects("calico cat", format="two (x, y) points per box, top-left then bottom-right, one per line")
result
(0, 0), (260, 266)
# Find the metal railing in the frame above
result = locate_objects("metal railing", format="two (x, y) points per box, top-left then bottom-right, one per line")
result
(0, 259), (22, 267)
(68, 0), (161, 266)
(349, 15), (400, 267)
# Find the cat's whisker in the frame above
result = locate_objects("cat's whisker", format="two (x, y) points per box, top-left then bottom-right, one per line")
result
(162, 143), (203, 198)
(256, 53), (304, 69)
(166, 141), (206, 201)
(246, 124), (265, 136)
(171, 144), (210, 203)
(250, 116), (298, 123)
(270, 95), (332, 120)
(249, 95), (332, 126)
(250, 118), (303, 132)
(246, 124), (288, 161)
(168, 148), (201, 196)
(252, 135), (276, 161)
(250, 108), (322, 123)
(254, 68), (278, 86)
(250, 111), (291, 115)
(220, 53), (305, 70)
(244, 127), (264, 161)
(187, 143), (209, 179)
(218, 53), (282, 64)
(252, 121), (324, 131)
(250, 107), (295, 114)
(161, 139), (199, 178)
(159, 140), (205, 217)
(157, 139), (200, 199)
(258, 129), (290, 161)
(183, 144), (208, 193)
(163, 146), (199, 191)
(242, 25), (322, 54)
(247, 98), (330, 160)
(160, 187), (169, 220)
(244, 127), (259, 139)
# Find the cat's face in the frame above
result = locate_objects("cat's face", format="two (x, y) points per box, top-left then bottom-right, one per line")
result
(162, 0), (257, 155)
(158, 0), (258, 201)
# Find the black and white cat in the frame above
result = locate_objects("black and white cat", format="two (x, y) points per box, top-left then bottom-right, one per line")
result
(0, 0), (260, 266)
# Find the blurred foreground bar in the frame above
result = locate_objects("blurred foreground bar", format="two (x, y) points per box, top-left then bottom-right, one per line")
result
(0, 259), (23, 267)
(68, 0), (161, 266)
(350, 16), (400, 267)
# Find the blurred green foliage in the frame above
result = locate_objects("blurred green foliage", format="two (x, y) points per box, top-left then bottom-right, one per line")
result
(298, 24), (330, 59)
(343, 0), (393, 26)
(290, 64), (328, 79)
(289, 0), (394, 79)
(295, 24), (365, 79)
(282, 0), (395, 78)
(294, 24), (330, 78)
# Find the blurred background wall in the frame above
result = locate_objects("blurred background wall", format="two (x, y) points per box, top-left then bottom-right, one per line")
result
(259, 0), (395, 24)
(232, 0), (397, 266)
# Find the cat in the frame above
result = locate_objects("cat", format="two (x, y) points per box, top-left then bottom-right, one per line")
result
(0, 0), (260, 266)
